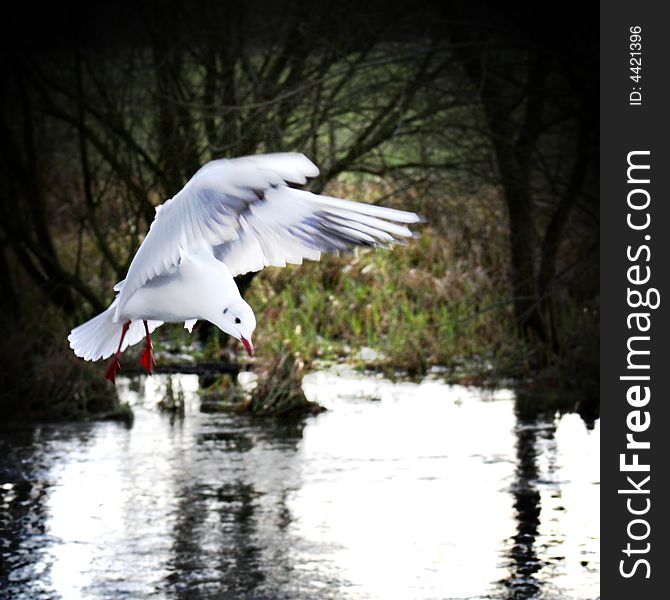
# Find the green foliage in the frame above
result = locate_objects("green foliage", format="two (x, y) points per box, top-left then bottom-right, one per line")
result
(244, 182), (520, 381)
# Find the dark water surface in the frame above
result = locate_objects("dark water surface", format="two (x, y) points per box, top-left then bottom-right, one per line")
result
(0, 367), (599, 599)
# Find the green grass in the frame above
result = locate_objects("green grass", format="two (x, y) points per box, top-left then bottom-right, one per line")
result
(245, 226), (516, 378)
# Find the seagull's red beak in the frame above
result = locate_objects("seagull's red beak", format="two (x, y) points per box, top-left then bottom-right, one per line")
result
(241, 336), (254, 357)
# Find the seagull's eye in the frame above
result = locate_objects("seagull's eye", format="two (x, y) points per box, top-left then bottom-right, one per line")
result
(223, 308), (228, 314)
(235, 317), (241, 324)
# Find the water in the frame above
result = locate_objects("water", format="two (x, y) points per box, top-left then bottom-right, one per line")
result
(0, 367), (599, 599)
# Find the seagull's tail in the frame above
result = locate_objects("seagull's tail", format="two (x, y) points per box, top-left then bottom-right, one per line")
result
(68, 301), (163, 362)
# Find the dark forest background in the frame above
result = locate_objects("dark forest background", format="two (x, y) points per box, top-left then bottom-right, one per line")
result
(0, 0), (598, 419)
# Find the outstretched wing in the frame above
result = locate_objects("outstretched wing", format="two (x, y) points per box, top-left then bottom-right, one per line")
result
(115, 152), (420, 317)
(212, 185), (420, 277)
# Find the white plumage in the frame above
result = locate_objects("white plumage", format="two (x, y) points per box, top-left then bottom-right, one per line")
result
(68, 152), (420, 379)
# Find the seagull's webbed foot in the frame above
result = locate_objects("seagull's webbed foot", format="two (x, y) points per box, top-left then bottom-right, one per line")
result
(139, 320), (156, 375)
(105, 320), (131, 383)
(139, 343), (155, 374)
(105, 354), (122, 383)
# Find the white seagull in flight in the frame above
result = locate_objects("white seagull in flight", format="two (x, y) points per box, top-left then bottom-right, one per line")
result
(68, 153), (420, 381)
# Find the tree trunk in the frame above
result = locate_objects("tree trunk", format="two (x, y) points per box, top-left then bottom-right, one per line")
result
(537, 119), (590, 318)
(495, 146), (547, 342)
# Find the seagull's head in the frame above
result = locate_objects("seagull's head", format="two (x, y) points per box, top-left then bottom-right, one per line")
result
(214, 298), (256, 357)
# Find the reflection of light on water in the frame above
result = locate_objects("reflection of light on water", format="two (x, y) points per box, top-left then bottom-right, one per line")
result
(48, 375), (201, 598)
(115, 373), (201, 409)
(21, 370), (599, 599)
(534, 415), (600, 598)
(298, 369), (518, 599)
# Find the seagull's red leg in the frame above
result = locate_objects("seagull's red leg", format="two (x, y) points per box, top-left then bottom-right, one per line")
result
(139, 320), (156, 375)
(105, 320), (131, 383)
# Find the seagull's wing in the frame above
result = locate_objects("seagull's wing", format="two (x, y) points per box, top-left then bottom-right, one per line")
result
(115, 152), (419, 317)
(212, 185), (420, 277)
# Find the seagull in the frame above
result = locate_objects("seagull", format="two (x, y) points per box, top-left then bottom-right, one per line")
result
(68, 153), (420, 382)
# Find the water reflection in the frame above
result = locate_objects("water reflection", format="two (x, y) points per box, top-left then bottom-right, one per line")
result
(500, 399), (600, 599)
(0, 430), (49, 600)
(165, 479), (266, 598)
(504, 411), (546, 597)
(0, 368), (599, 599)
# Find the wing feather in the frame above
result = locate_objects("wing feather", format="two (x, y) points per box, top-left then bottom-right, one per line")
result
(214, 186), (420, 276)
